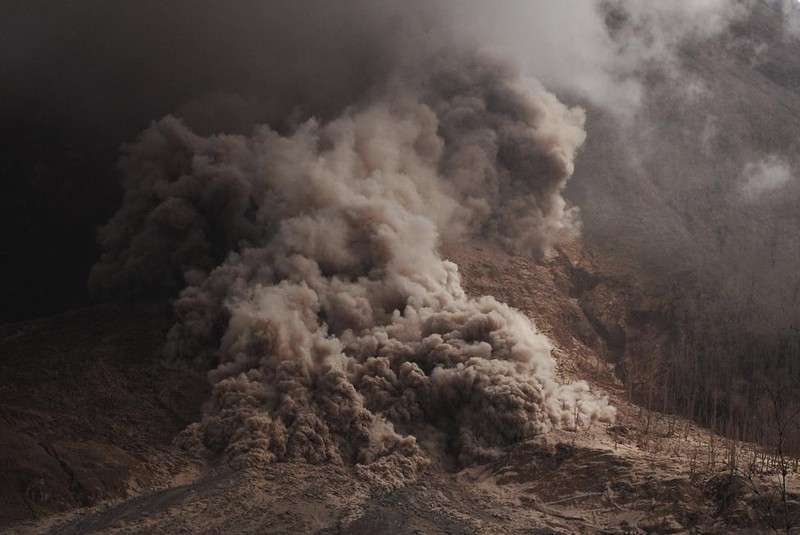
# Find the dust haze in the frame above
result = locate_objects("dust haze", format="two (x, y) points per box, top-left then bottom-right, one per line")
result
(7, 0), (800, 487)
(459, 0), (800, 332)
(87, 3), (614, 484)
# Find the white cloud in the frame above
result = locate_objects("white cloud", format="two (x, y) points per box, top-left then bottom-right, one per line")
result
(741, 155), (793, 197)
(446, 1), (746, 115)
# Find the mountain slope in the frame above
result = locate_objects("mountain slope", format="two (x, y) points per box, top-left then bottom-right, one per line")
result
(3, 238), (796, 534)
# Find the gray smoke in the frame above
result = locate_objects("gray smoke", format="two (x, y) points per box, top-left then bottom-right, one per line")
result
(563, 0), (800, 331)
(90, 37), (613, 486)
(436, 1), (800, 335)
(446, 0), (746, 116)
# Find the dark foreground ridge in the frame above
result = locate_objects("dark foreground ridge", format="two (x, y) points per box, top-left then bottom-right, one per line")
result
(0, 304), (209, 527)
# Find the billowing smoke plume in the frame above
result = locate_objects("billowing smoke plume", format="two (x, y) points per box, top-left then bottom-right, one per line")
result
(447, 0), (746, 116)
(90, 40), (613, 485)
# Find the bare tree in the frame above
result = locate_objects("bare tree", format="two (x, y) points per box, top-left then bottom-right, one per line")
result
(738, 378), (800, 534)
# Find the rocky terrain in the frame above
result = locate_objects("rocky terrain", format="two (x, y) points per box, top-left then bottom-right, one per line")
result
(5, 2), (800, 534)
(3, 238), (797, 534)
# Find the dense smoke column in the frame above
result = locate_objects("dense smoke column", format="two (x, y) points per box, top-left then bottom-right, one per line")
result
(91, 44), (613, 486)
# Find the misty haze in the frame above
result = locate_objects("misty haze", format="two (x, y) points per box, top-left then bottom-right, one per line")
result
(2, 1), (800, 533)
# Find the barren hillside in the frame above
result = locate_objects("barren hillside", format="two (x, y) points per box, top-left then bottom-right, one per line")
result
(3, 239), (796, 534)
(4, 2), (800, 534)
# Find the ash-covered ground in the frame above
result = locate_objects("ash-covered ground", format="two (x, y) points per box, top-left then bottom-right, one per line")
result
(4, 2), (800, 533)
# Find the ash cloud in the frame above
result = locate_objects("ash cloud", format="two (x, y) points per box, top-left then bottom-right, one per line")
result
(0, 1), (422, 322)
(443, 1), (800, 333)
(90, 23), (612, 484)
(446, 0), (746, 116)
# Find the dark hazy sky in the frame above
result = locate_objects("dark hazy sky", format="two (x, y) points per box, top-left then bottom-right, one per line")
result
(0, 1), (426, 322)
